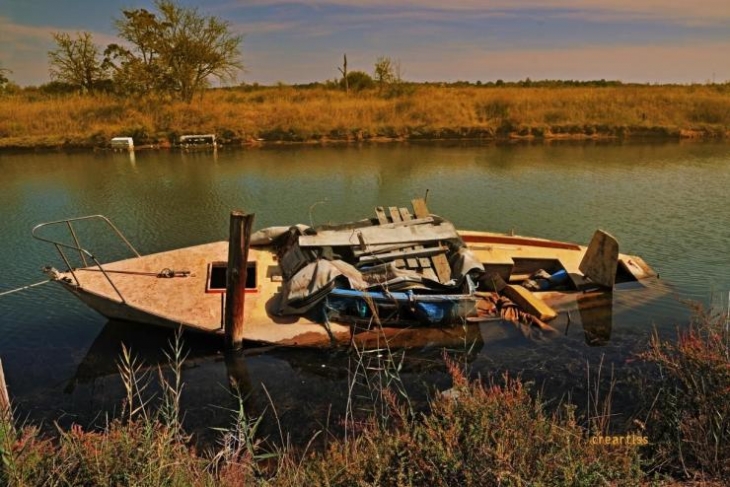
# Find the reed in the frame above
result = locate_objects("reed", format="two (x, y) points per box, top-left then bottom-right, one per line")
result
(1, 308), (729, 485)
(1, 84), (729, 149)
(639, 303), (730, 480)
(0, 333), (208, 487)
(296, 359), (643, 486)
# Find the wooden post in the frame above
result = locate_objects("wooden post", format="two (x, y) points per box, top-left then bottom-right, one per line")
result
(0, 358), (12, 422)
(225, 211), (255, 350)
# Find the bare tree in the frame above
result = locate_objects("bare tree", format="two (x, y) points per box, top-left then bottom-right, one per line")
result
(338, 54), (348, 93)
(374, 56), (395, 92)
(48, 32), (107, 93)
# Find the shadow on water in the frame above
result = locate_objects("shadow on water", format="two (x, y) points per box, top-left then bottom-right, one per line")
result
(63, 321), (223, 395)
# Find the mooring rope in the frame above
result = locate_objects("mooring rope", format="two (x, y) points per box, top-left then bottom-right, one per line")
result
(0, 279), (52, 298)
(77, 268), (191, 278)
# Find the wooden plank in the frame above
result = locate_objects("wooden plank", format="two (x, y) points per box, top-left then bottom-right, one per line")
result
(431, 251), (452, 283)
(389, 207), (418, 268)
(579, 230), (619, 289)
(375, 216), (434, 229)
(461, 233), (581, 251)
(374, 206), (389, 225)
(353, 241), (422, 257)
(503, 284), (558, 322)
(420, 267), (439, 281)
(411, 198), (430, 219)
(386, 207), (407, 267)
(359, 246), (447, 265)
(411, 198), (452, 283)
(402, 207), (431, 268)
(299, 221), (459, 248)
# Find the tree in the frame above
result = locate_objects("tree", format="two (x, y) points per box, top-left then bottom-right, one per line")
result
(106, 0), (243, 102)
(0, 66), (11, 90)
(48, 32), (108, 93)
(374, 56), (395, 92)
(104, 7), (165, 96)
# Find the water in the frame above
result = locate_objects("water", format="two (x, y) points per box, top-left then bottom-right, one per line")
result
(1, 141), (729, 442)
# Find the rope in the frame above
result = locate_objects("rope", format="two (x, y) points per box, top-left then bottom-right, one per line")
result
(77, 268), (191, 278)
(0, 279), (52, 298)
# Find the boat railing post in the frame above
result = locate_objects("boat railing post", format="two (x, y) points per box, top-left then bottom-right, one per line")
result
(66, 220), (88, 267)
(225, 210), (255, 350)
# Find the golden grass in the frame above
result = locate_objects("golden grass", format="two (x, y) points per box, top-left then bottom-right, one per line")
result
(1, 84), (729, 148)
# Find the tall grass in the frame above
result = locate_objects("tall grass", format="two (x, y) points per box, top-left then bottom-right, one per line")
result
(640, 304), (730, 479)
(296, 359), (643, 487)
(0, 334), (208, 486)
(1, 307), (728, 486)
(1, 84), (729, 148)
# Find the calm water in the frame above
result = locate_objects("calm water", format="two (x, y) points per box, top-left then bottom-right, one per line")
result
(1, 141), (729, 440)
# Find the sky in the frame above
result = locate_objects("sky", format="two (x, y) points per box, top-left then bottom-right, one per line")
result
(1, 0), (729, 87)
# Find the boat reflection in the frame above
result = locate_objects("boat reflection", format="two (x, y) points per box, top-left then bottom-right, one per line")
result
(65, 277), (675, 396)
(63, 320), (222, 394)
(578, 296), (613, 346)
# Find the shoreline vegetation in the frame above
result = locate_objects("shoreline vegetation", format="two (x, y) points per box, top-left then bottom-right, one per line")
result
(1, 307), (728, 486)
(1, 83), (730, 151)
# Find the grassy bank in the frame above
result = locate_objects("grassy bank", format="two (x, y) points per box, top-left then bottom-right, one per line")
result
(1, 308), (728, 486)
(1, 84), (729, 150)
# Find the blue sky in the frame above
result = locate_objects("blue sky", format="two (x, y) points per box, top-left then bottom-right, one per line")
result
(1, 0), (729, 86)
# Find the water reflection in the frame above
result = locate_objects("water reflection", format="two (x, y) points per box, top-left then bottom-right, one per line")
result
(64, 321), (222, 394)
(224, 350), (252, 397)
(577, 296), (613, 346)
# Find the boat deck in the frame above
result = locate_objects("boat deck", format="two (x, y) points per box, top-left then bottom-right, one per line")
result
(61, 242), (352, 346)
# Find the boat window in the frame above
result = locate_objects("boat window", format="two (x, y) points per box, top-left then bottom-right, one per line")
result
(206, 262), (257, 292)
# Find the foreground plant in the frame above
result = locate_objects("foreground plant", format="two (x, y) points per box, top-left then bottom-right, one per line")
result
(4, 305), (728, 486)
(640, 304), (730, 480)
(297, 359), (643, 487)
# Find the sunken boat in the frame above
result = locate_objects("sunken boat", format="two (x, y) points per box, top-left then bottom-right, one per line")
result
(33, 199), (657, 348)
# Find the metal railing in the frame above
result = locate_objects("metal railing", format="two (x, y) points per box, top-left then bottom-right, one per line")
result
(32, 215), (141, 303)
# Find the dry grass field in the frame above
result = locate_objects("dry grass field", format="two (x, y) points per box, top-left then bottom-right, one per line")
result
(1, 83), (729, 149)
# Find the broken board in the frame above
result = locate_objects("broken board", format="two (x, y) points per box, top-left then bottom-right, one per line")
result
(579, 229), (619, 289)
